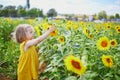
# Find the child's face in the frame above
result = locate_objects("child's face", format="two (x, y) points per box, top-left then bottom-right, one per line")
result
(26, 27), (34, 40)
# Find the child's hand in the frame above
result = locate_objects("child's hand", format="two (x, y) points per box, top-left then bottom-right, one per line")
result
(38, 61), (47, 74)
(48, 25), (56, 33)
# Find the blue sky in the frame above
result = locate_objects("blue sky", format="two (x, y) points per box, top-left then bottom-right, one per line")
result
(0, 0), (120, 15)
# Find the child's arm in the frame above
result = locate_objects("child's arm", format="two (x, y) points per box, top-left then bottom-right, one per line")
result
(25, 26), (55, 51)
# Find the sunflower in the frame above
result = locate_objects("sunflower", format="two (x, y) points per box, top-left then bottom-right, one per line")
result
(73, 25), (79, 30)
(42, 23), (50, 30)
(116, 27), (120, 33)
(83, 27), (89, 35)
(64, 55), (86, 75)
(50, 29), (58, 36)
(95, 24), (101, 31)
(66, 25), (71, 30)
(110, 39), (117, 47)
(105, 23), (111, 29)
(106, 25), (111, 29)
(102, 55), (113, 67)
(95, 30), (99, 34)
(88, 34), (94, 39)
(73, 22), (79, 30)
(96, 36), (110, 50)
(115, 26), (120, 29)
(28, 19), (34, 25)
(34, 26), (41, 36)
(80, 21), (84, 26)
(66, 21), (73, 30)
(58, 36), (65, 43)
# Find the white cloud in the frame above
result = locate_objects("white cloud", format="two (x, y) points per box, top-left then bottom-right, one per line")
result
(0, 0), (119, 15)
(0, 0), (26, 6)
(30, 0), (105, 14)
(105, 5), (120, 15)
(115, 0), (120, 5)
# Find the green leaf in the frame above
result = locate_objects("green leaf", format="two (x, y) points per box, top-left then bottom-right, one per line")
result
(65, 76), (77, 80)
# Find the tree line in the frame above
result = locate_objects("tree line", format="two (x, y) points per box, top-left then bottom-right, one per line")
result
(0, 4), (119, 20)
(0, 4), (57, 18)
(95, 11), (120, 20)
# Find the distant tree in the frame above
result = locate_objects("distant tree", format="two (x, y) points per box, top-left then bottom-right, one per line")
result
(47, 8), (57, 17)
(17, 5), (24, 10)
(92, 14), (97, 20)
(0, 4), (3, 9)
(98, 11), (107, 20)
(2, 5), (17, 17)
(0, 4), (3, 16)
(27, 8), (37, 17)
(37, 9), (44, 17)
(83, 14), (87, 19)
(110, 15), (114, 19)
(17, 5), (26, 17)
(2, 9), (9, 17)
(27, 8), (43, 18)
(115, 13), (120, 19)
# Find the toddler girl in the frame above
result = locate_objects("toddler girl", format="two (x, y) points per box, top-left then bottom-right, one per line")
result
(15, 24), (55, 80)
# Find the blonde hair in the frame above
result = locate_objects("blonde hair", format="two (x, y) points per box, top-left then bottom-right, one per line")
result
(15, 24), (33, 43)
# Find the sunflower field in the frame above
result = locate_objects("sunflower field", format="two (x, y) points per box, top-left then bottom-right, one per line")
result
(0, 18), (120, 80)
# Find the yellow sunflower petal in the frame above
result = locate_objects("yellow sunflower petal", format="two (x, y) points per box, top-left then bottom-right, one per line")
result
(110, 39), (117, 47)
(58, 36), (65, 44)
(50, 29), (58, 36)
(64, 55), (86, 75)
(97, 36), (110, 50)
(102, 55), (113, 67)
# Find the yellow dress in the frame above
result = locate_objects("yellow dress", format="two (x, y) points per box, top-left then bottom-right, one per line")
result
(18, 41), (39, 80)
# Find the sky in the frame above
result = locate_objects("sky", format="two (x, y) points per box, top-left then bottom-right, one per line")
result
(0, 0), (120, 15)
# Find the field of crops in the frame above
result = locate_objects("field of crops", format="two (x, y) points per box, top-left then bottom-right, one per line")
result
(0, 18), (120, 80)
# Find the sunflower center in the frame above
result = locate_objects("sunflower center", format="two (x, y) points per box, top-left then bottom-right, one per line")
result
(52, 31), (55, 33)
(86, 29), (88, 33)
(107, 26), (110, 28)
(60, 38), (64, 41)
(47, 28), (49, 30)
(101, 41), (108, 47)
(71, 60), (81, 69)
(90, 34), (93, 38)
(118, 29), (120, 32)
(111, 41), (115, 45)
(106, 58), (111, 63)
